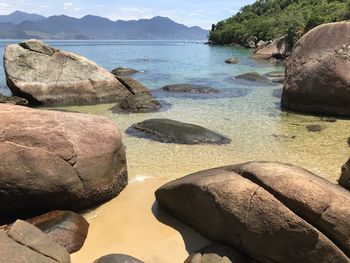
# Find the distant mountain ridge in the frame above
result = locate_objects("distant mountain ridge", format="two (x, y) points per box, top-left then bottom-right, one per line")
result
(0, 11), (208, 40)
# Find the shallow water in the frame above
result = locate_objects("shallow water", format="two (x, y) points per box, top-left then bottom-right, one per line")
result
(1, 40), (349, 262)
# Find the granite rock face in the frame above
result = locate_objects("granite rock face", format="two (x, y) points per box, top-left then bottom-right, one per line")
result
(156, 161), (350, 263)
(0, 104), (127, 217)
(282, 22), (350, 116)
(4, 39), (130, 105)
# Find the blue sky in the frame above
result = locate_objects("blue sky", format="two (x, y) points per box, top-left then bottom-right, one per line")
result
(0, 0), (255, 29)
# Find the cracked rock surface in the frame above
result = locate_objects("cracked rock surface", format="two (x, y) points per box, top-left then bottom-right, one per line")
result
(4, 39), (131, 105)
(0, 220), (70, 263)
(282, 22), (350, 116)
(0, 104), (127, 217)
(155, 161), (350, 263)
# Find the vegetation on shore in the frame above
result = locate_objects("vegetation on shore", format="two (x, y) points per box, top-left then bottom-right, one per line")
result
(209, 0), (350, 46)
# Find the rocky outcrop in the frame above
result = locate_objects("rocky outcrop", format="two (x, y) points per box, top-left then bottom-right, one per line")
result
(162, 84), (218, 94)
(0, 220), (70, 263)
(246, 36), (258, 49)
(4, 39), (130, 106)
(110, 94), (162, 114)
(235, 72), (272, 84)
(126, 119), (230, 145)
(282, 22), (350, 116)
(156, 161), (350, 263)
(252, 35), (290, 60)
(340, 159), (350, 191)
(0, 93), (28, 105)
(111, 67), (139, 77)
(256, 40), (272, 51)
(0, 104), (127, 217)
(225, 57), (240, 64)
(93, 254), (144, 263)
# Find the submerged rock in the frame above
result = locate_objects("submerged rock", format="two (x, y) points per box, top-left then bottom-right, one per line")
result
(272, 88), (282, 98)
(111, 67), (139, 77)
(110, 94), (162, 113)
(93, 254), (144, 263)
(282, 22), (350, 117)
(27, 211), (89, 254)
(264, 71), (285, 78)
(0, 220), (70, 263)
(306, 124), (326, 132)
(0, 104), (127, 217)
(0, 93), (28, 105)
(4, 39), (130, 106)
(235, 72), (272, 84)
(156, 161), (350, 263)
(162, 84), (218, 94)
(116, 77), (151, 95)
(126, 118), (230, 145)
(225, 57), (239, 64)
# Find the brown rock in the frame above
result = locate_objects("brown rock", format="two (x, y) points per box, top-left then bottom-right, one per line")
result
(340, 159), (350, 191)
(4, 39), (130, 106)
(27, 211), (89, 253)
(252, 35), (290, 60)
(0, 220), (70, 263)
(282, 22), (350, 116)
(156, 162), (350, 263)
(116, 77), (151, 95)
(0, 104), (127, 217)
(111, 67), (139, 77)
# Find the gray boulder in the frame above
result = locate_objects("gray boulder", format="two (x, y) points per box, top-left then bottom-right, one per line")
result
(116, 77), (151, 95)
(0, 104), (127, 217)
(156, 161), (350, 263)
(4, 39), (130, 105)
(111, 67), (139, 77)
(111, 94), (162, 114)
(162, 84), (218, 94)
(0, 220), (70, 263)
(93, 254), (144, 263)
(282, 22), (350, 116)
(235, 72), (272, 84)
(252, 35), (290, 60)
(126, 119), (230, 145)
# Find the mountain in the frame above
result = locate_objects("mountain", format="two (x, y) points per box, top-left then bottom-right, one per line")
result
(0, 11), (45, 24)
(209, 0), (350, 46)
(0, 11), (208, 40)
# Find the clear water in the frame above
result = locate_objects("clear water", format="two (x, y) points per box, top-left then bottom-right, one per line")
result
(1, 40), (349, 182)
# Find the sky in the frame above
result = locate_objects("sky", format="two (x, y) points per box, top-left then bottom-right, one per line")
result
(0, 0), (255, 29)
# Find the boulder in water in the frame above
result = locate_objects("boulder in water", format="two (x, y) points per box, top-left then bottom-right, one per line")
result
(126, 118), (230, 145)
(162, 84), (218, 94)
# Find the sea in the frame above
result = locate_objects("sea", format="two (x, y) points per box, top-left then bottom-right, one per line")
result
(0, 40), (349, 262)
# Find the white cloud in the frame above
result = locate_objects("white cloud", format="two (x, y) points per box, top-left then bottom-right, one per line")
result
(63, 2), (72, 11)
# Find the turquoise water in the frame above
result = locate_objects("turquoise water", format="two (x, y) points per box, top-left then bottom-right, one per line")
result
(1, 40), (349, 182)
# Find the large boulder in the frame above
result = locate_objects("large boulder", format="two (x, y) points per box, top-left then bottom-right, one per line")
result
(156, 161), (350, 263)
(0, 220), (70, 263)
(282, 22), (350, 116)
(340, 159), (350, 190)
(4, 39), (130, 106)
(126, 119), (230, 145)
(0, 104), (127, 217)
(116, 77), (151, 95)
(252, 35), (290, 60)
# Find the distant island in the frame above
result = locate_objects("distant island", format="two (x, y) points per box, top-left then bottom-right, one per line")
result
(209, 0), (350, 46)
(0, 11), (208, 40)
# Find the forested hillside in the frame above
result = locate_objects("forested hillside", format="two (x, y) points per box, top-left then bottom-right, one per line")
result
(209, 0), (350, 45)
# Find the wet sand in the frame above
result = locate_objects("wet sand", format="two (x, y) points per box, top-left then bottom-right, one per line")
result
(71, 179), (210, 263)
